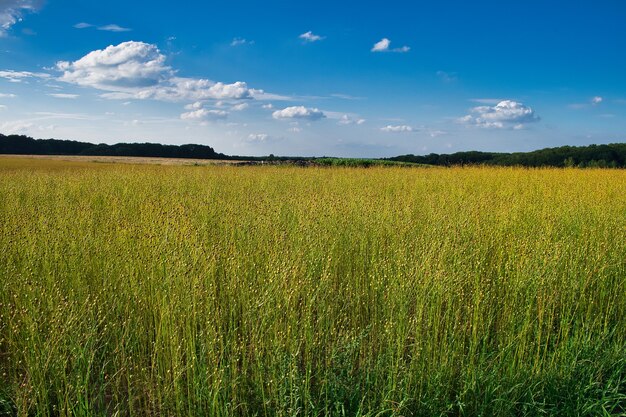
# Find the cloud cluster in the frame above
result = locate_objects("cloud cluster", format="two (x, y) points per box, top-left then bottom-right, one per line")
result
(248, 133), (269, 142)
(380, 125), (414, 132)
(272, 106), (325, 121)
(371, 38), (410, 53)
(180, 108), (227, 121)
(338, 114), (365, 125)
(0, 0), (42, 36)
(459, 100), (539, 129)
(56, 41), (255, 102)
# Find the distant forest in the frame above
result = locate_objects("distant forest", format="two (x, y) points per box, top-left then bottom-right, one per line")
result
(0, 134), (229, 160)
(389, 143), (626, 168)
(1, 133), (626, 167)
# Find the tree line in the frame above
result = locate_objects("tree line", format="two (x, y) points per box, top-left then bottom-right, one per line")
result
(1, 133), (626, 167)
(388, 143), (626, 168)
(0, 134), (227, 160)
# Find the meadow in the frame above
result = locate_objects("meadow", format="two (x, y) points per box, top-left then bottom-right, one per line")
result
(0, 157), (625, 416)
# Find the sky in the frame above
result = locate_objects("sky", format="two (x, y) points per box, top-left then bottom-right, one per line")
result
(0, 0), (625, 157)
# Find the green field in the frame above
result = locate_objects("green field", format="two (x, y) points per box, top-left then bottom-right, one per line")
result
(1, 158), (625, 416)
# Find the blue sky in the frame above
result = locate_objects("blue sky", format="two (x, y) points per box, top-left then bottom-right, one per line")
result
(0, 0), (625, 157)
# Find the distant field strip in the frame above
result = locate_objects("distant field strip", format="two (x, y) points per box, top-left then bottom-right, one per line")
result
(1, 158), (625, 416)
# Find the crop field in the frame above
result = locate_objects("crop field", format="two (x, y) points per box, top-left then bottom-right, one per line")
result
(1, 157), (625, 416)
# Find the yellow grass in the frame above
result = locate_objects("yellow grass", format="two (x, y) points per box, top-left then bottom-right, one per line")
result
(1, 157), (625, 416)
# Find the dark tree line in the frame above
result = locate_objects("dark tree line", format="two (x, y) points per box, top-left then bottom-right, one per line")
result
(0, 134), (227, 160)
(389, 143), (626, 168)
(2, 133), (626, 167)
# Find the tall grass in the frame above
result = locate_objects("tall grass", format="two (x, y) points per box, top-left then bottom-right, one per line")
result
(1, 158), (625, 416)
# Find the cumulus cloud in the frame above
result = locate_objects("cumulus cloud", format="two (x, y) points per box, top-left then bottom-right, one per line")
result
(337, 114), (366, 125)
(56, 41), (256, 102)
(272, 106), (325, 121)
(180, 108), (228, 121)
(299, 31), (324, 42)
(459, 100), (540, 129)
(591, 96), (603, 105)
(380, 125), (414, 132)
(0, 0), (42, 36)
(184, 101), (203, 110)
(0, 93), (16, 98)
(371, 38), (410, 53)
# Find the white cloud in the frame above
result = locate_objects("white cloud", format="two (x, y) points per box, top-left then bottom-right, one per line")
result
(0, 120), (33, 133)
(436, 70), (457, 83)
(247, 133), (269, 142)
(184, 101), (203, 110)
(262, 103), (274, 109)
(459, 100), (540, 129)
(98, 24), (131, 32)
(180, 109), (228, 121)
(0, 70), (50, 82)
(231, 37), (253, 46)
(48, 93), (79, 99)
(299, 31), (324, 42)
(591, 96), (603, 105)
(371, 38), (410, 53)
(56, 41), (256, 102)
(231, 102), (249, 111)
(0, 104), (6, 110)
(380, 125), (414, 132)
(0, 0), (42, 36)
(337, 114), (366, 125)
(272, 106), (325, 121)
(74, 22), (93, 29)
(372, 38), (390, 52)
(0, 93), (16, 98)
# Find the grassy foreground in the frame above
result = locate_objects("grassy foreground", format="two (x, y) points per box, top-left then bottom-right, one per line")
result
(1, 158), (625, 416)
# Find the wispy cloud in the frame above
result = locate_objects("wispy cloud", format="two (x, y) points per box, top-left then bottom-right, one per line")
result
(74, 22), (132, 32)
(231, 37), (254, 46)
(299, 31), (325, 42)
(48, 93), (79, 99)
(469, 98), (505, 105)
(0, 70), (50, 82)
(371, 38), (410, 53)
(98, 24), (132, 32)
(436, 71), (457, 83)
(0, 0), (42, 36)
